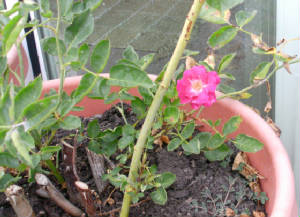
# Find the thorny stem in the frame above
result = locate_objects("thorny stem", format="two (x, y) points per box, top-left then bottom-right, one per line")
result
(119, 1), (205, 216)
(217, 59), (300, 100)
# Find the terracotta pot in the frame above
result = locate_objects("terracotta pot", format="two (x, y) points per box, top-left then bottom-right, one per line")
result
(42, 75), (298, 217)
(7, 44), (29, 85)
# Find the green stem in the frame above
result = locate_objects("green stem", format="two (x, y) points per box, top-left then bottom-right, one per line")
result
(217, 59), (300, 100)
(16, 44), (24, 86)
(45, 160), (65, 185)
(55, 0), (65, 102)
(119, 1), (205, 216)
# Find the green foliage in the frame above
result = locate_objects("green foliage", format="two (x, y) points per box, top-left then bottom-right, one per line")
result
(250, 62), (273, 84)
(218, 53), (236, 73)
(91, 40), (110, 73)
(182, 137), (201, 154)
(150, 187), (167, 205)
(163, 106), (179, 125)
(222, 116), (242, 136)
(207, 0), (244, 12)
(235, 10), (257, 27)
(167, 138), (182, 151)
(233, 134), (264, 152)
(109, 64), (153, 88)
(204, 144), (231, 161)
(208, 26), (238, 49)
(41, 37), (66, 56)
(64, 10), (94, 48)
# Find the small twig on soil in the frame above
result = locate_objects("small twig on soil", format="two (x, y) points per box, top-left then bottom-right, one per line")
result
(5, 185), (36, 217)
(223, 178), (237, 205)
(103, 188), (116, 207)
(35, 173), (84, 217)
(98, 197), (150, 216)
(75, 181), (97, 217)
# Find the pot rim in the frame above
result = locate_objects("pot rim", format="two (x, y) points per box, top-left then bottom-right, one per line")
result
(42, 74), (297, 217)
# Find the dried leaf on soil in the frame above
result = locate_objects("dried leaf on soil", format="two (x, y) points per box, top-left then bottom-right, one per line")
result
(253, 210), (266, 217)
(225, 207), (235, 216)
(232, 152), (265, 180)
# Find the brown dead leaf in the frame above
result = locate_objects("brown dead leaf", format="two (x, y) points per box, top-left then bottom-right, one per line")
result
(154, 138), (163, 149)
(283, 62), (292, 74)
(204, 49), (215, 69)
(266, 117), (281, 137)
(253, 210), (266, 217)
(107, 198), (115, 206)
(251, 34), (269, 51)
(264, 101), (272, 113)
(161, 135), (170, 144)
(224, 10), (231, 22)
(232, 152), (265, 180)
(276, 38), (286, 46)
(225, 207), (235, 217)
(186, 56), (198, 70)
(249, 181), (261, 193)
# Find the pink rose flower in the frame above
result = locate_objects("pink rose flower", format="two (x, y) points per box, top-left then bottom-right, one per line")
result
(176, 65), (220, 109)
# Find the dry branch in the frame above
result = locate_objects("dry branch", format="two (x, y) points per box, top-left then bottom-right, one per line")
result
(5, 184), (36, 217)
(35, 173), (84, 217)
(75, 181), (97, 217)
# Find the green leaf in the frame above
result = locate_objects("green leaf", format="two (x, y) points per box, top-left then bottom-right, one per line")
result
(15, 77), (42, 121)
(41, 146), (61, 153)
(219, 73), (236, 80)
(118, 135), (134, 150)
(41, 37), (66, 56)
(91, 39), (110, 73)
(233, 134), (264, 152)
(150, 187), (167, 205)
(138, 87), (153, 105)
(2, 15), (27, 54)
(122, 125), (135, 136)
(157, 172), (176, 188)
(163, 106), (179, 125)
(131, 97), (146, 118)
(0, 86), (12, 125)
(0, 56), (7, 77)
(87, 119), (100, 138)
(23, 95), (59, 130)
(199, 2), (229, 24)
(0, 152), (19, 168)
(72, 73), (98, 104)
(65, 10), (94, 47)
(139, 53), (155, 70)
(218, 53), (236, 73)
(0, 173), (21, 192)
(218, 84), (236, 94)
(223, 116), (242, 136)
(123, 45), (139, 63)
(109, 64), (153, 88)
(250, 62), (273, 84)
(208, 26), (238, 49)
(235, 10), (257, 27)
(10, 127), (35, 168)
(104, 92), (118, 104)
(207, 0), (244, 12)
(196, 132), (211, 148)
(85, 0), (103, 11)
(182, 137), (201, 154)
(40, 0), (52, 18)
(204, 144), (230, 161)
(78, 43), (89, 68)
(64, 47), (78, 63)
(88, 78), (110, 99)
(181, 122), (195, 139)
(58, 0), (73, 17)
(167, 138), (182, 151)
(207, 133), (225, 149)
(59, 115), (81, 130)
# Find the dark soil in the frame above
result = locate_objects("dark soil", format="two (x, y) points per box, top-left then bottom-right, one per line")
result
(0, 103), (266, 217)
